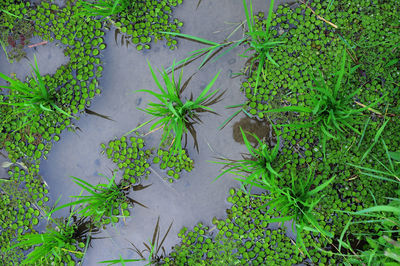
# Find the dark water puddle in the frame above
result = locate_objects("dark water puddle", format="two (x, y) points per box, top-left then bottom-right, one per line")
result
(232, 116), (275, 145)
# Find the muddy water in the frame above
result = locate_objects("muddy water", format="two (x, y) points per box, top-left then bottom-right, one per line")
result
(1, 0), (292, 264)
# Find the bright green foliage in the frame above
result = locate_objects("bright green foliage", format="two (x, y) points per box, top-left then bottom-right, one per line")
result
(257, 168), (335, 257)
(166, 189), (336, 265)
(102, 136), (152, 183)
(155, 148), (194, 183)
(214, 127), (281, 192)
(165, 223), (243, 265)
(350, 140), (400, 184)
(77, 0), (130, 18)
(265, 50), (383, 156)
(0, 55), (70, 124)
(164, 0), (284, 93)
(241, 0), (285, 91)
(0, 1), (34, 63)
(129, 61), (223, 155)
(98, 255), (143, 265)
(7, 210), (90, 265)
(49, 173), (149, 224)
(94, 0), (184, 50)
(339, 140), (400, 264)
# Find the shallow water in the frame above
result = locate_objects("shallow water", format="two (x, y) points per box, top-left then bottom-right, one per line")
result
(1, 0), (292, 264)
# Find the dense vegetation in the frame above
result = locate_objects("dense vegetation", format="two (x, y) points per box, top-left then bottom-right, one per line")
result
(0, 0), (399, 265)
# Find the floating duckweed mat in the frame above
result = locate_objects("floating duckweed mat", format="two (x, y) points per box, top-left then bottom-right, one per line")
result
(1, 0), (399, 264)
(1, 0), (186, 262)
(165, 188), (336, 265)
(102, 134), (194, 184)
(164, 0), (400, 264)
(154, 148), (194, 183)
(101, 135), (152, 184)
(0, 1), (34, 63)
(107, 0), (184, 50)
(1, 0), (107, 263)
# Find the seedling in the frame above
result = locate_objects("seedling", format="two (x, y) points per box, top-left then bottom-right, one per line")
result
(99, 217), (173, 265)
(49, 173), (149, 224)
(126, 61), (224, 155)
(0, 55), (71, 127)
(164, 0), (285, 94)
(213, 126), (281, 193)
(264, 50), (385, 156)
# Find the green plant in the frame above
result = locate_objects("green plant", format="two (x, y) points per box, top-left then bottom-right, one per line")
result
(0, 55), (70, 125)
(213, 127), (281, 192)
(77, 0), (130, 18)
(99, 217), (173, 265)
(165, 222), (243, 265)
(245, 166), (335, 257)
(49, 173), (149, 224)
(333, 141), (400, 264)
(264, 50), (384, 156)
(338, 190), (400, 265)
(164, 0), (285, 94)
(7, 208), (94, 265)
(350, 139), (400, 183)
(127, 61), (224, 155)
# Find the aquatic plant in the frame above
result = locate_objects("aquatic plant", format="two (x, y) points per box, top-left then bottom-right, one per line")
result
(102, 0), (184, 50)
(99, 216), (173, 265)
(7, 208), (94, 265)
(0, 55), (70, 125)
(166, 188), (336, 265)
(127, 61), (224, 155)
(258, 168), (335, 256)
(49, 173), (149, 225)
(165, 0), (285, 93)
(154, 148), (194, 183)
(101, 136), (152, 184)
(77, 0), (130, 18)
(264, 50), (384, 156)
(214, 127), (281, 192)
(350, 139), (400, 184)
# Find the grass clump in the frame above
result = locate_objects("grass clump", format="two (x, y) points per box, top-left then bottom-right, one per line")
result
(165, 0), (284, 93)
(214, 127), (280, 191)
(49, 173), (149, 225)
(265, 50), (383, 156)
(339, 143), (400, 264)
(77, 0), (130, 18)
(128, 61), (224, 155)
(0, 55), (70, 126)
(7, 209), (95, 265)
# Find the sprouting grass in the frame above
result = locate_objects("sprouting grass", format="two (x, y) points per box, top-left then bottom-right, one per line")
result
(264, 50), (385, 156)
(163, 0), (285, 94)
(126, 61), (224, 155)
(253, 167), (335, 257)
(7, 208), (94, 265)
(213, 126), (281, 192)
(336, 140), (400, 264)
(99, 216), (173, 265)
(77, 0), (130, 18)
(0, 55), (71, 125)
(350, 139), (400, 185)
(49, 173), (149, 224)
(213, 126), (335, 256)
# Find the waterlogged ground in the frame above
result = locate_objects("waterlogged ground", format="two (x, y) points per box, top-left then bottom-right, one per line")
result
(1, 0), (291, 264)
